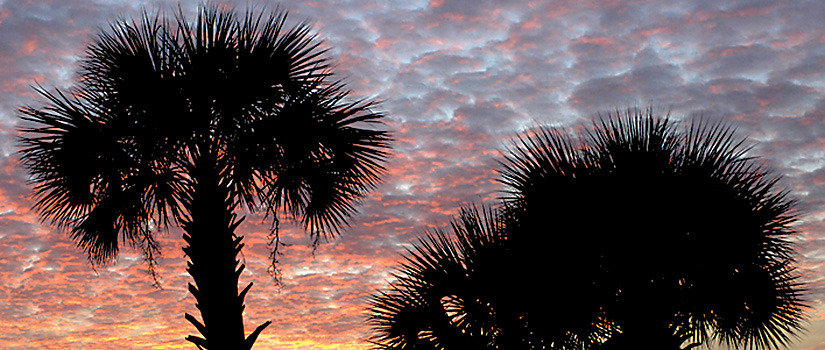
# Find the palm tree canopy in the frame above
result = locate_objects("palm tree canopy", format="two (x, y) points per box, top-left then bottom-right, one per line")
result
(19, 6), (391, 266)
(368, 206), (614, 350)
(499, 109), (804, 349)
(369, 109), (804, 350)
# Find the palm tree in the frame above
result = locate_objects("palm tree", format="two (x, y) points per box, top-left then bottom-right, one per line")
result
(19, 6), (390, 350)
(368, 206), (614, 349)
(500, 108), (805, 349)
(369, 108), (805, 350)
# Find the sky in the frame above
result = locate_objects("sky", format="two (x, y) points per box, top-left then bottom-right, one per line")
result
(0, 0), (823, 349)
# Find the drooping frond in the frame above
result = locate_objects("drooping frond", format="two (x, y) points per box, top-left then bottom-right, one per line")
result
(18, 86), (182, 265)
(251, 78), (391, 241)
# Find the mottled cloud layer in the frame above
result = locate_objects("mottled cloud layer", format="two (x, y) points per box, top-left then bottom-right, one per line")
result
(1, 0), (824, 349)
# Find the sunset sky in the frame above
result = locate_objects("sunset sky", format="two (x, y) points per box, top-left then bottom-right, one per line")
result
(0, 0), (824, 349)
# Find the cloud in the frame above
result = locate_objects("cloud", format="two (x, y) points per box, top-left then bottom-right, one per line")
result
(1, 1), (824, 349)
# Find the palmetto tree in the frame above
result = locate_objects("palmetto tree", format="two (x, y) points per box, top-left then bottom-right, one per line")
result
(368, 206), (614, 349)
(369, 109), (805, 350)
(19, 6), (390, 350)
(501, 109), (805, 349)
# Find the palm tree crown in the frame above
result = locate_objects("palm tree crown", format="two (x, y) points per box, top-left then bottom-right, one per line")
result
(369, 109), (804, 350)
(500, 109), (804, 349)
(20, 6), (390, 349)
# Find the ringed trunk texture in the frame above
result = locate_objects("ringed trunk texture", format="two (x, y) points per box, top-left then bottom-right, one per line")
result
(182, 160), (270, 349)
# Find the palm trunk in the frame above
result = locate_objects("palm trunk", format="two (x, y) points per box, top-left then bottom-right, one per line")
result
(182, 158), (270, 349)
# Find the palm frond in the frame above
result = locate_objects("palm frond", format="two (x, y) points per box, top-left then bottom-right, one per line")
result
(369, 205), (608, 350)
(368, 206), (493, 350)
(18, 86), (177, 264)
(250, 78), (390, 240)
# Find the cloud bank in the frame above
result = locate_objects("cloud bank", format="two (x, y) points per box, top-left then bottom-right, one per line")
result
(0, 0), (823, 349)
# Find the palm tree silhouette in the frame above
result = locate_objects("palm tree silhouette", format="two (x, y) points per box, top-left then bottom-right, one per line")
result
(368, 206), (613, 349)
(369, 109), (805, 350)
(501, 109), (805, 349)
(19, 6), (390, 349)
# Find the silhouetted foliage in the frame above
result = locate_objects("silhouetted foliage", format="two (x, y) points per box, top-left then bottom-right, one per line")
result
(19, 5), (390, 349)
(368, 206), (614, 349)
(369, 108), (804, 350)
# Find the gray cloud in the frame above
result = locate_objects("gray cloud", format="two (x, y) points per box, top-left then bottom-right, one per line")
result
(1, 0), (824, 349)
